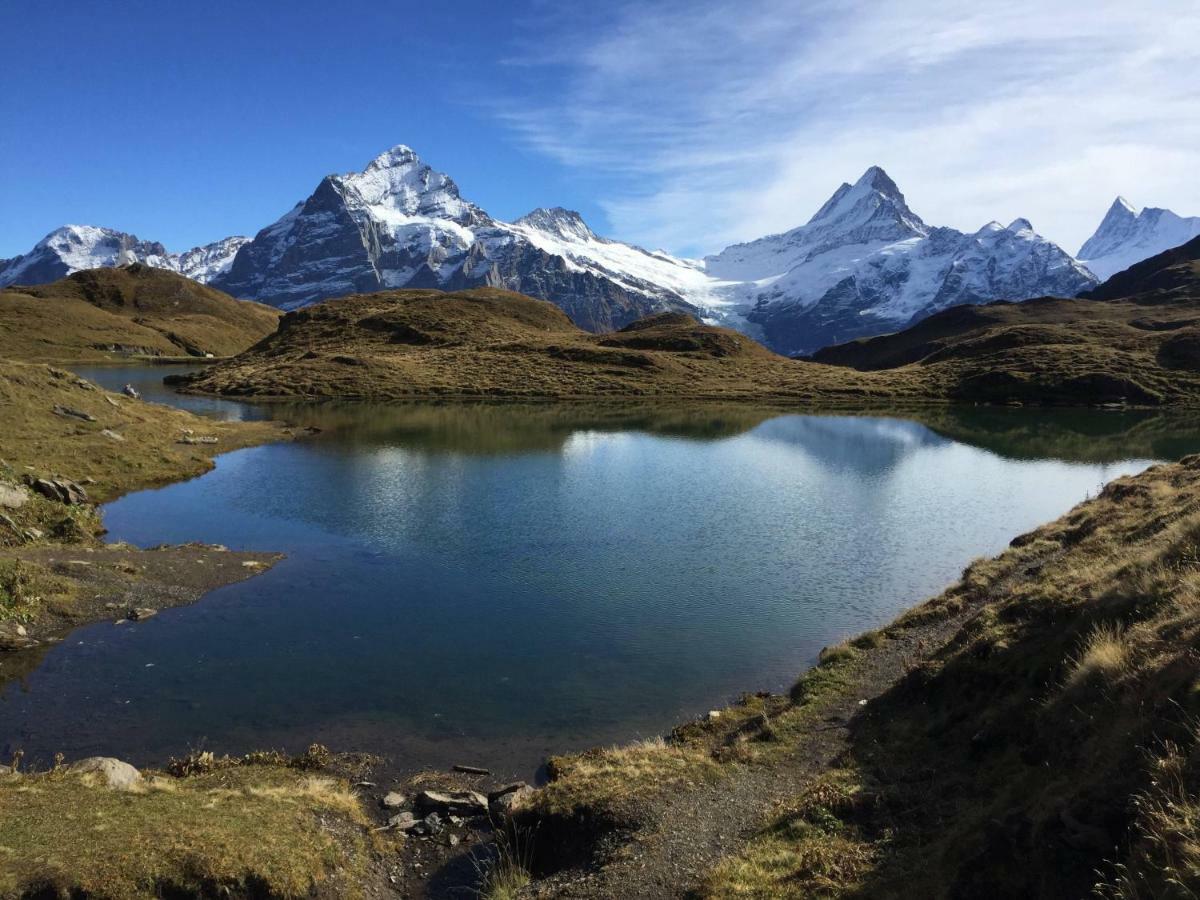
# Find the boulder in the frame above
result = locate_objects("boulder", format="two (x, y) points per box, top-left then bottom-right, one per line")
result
(387, 811), (418, 831)
(99, 429), (126, 442)
(128, 608), (158, 621)
(0, 622), (37, 650)
(122, 384), (141, 400)
(0, 482), (28, 509)
(414, 789), (488, 816)
(68, 757), (143, 790)
(488, 782), (536, 818)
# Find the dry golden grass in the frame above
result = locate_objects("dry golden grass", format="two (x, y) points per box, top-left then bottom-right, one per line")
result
(1065, 622), (1133, 688)
(177, 274), (1200, 408)
(536, 736), (723, 818)
(702, 772), (877, 898)
(176, 288), (929, 405)
(1097, 736), (1200, 898)
(0, 264), (279, 362)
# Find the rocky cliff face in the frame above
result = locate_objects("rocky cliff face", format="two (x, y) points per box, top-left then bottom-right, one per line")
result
(210, 146), (698, 331)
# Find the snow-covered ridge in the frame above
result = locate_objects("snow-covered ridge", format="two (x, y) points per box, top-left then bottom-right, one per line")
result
(0, 144), (1109, 352)
(1078, 197), (1200, 281)
(0, 225), (249, 289)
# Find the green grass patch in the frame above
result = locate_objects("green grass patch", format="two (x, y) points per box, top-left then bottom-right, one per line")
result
(0, 558), (76, 624)
(0, 764), (375, 899)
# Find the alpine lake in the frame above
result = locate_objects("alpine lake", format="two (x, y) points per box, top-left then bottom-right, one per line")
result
(4, 364), (1200, 779)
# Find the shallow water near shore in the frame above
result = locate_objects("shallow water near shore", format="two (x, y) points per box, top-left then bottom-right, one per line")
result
(4, 365), (1200, 777)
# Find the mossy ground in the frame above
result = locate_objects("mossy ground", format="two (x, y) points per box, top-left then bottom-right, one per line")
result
(0, 763), (378, 899)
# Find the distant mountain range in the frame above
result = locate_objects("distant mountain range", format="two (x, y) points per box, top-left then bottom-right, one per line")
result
(1, 146), (1192, 353)
(1077, 197), (1200, 281)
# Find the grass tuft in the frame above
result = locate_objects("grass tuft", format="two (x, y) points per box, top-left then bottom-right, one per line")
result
(1066, 622), (1132, 688)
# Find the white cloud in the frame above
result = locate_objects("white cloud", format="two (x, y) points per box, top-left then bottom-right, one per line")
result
(498, 0), (1200, 257)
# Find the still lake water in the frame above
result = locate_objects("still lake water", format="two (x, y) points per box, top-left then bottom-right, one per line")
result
(3, 365), (1200, 777)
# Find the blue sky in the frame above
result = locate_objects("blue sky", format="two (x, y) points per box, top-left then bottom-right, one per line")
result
(2, 0), (1198, 260)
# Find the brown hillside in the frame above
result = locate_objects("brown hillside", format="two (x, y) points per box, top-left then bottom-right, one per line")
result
(0, 264), (279, 361)
(176, 288), (906, 404)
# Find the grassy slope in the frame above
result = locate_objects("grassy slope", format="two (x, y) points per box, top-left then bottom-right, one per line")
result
(0, 264), (279, 361)
(0, 359), (282, 508)
(175, 288), (921, 404)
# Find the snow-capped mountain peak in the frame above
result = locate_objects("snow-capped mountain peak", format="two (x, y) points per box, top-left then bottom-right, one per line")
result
(1079, 197), (1200, 280)
(335, 144), (485, 227)
(805, 165), (926, 238)
(704, 167), (1095, 353)
(515, 208), (599, 243)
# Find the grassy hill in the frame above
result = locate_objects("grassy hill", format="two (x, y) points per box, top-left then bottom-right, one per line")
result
(0, 264), (280, 361)
(173, 287), (916, 404)
(807, 236), (1200, 406)
(175, 239), (1200, 408)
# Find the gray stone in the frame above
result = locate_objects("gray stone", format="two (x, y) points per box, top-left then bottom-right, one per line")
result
(489, 782), (536, 818)
(128, 608), (158, 621)
(0, 482), (28, 509)
(122, 384), (141, 400)
(421, 812), (444, 835)
(0, 622), (37, 650)
(68, 757), (143, 790)
(387, 811), (417, 831)
(415, 789), (488, 816)
(381, 791), (406, 809)
(53, 405), (97, 423)
(99, 429), (126, 442)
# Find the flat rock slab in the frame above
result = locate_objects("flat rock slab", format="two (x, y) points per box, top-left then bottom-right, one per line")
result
(414, 789), (488, 815)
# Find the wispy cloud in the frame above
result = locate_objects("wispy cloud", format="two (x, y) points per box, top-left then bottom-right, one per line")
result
(495, 0), (1200, 256)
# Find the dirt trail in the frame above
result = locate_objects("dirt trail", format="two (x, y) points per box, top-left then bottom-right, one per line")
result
(530, 604), (977, 899)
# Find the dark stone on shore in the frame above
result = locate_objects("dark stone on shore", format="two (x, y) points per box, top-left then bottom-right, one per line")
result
(28, 476), (88, 505)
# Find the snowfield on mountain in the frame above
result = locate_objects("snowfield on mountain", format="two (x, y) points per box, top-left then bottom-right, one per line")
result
(0, 146), (1115, 354)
